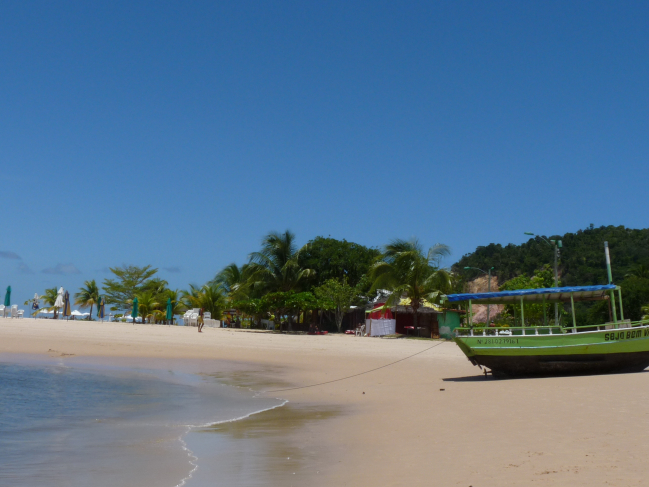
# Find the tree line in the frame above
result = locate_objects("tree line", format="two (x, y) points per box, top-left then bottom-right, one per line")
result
(220, 232), (453, 332)
(38, 231), (454, 331)
(38, 224), (649, 328)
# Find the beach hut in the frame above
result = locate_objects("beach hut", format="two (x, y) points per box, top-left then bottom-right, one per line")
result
(391, 298), (443, 337)
(340, 306), (366, 332)
(437, 310), (463, 339)
(364, 304), (396, 336)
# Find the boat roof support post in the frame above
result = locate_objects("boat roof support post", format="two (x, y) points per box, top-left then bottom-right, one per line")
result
(570, 293), (577, 332)
(543, 295), (547, 327)
(468, 300), (472, 328)
(605, 241), (618, 327)
(610, 290), (618, 327)
(617, 287), (625, 321)
(520, 296), (525, 329)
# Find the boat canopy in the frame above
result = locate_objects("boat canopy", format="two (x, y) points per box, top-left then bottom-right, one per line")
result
(446, 284), (617, 305)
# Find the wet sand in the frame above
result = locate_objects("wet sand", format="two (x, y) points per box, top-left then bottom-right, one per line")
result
(2, 317), (649, 486)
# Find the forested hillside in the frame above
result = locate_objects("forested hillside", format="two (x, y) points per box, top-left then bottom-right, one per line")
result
(453, 225), (649, 285)
(452, 225), (649, 322)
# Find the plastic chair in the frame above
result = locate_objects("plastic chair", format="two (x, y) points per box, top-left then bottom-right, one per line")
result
(190, 312), (199, 327)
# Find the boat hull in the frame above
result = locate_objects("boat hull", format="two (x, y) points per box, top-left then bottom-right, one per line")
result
(454, 325), (649, 377)
(472, 350), (649, 376)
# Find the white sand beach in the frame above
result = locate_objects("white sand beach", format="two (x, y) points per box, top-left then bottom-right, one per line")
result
(2, 317), (649, 486)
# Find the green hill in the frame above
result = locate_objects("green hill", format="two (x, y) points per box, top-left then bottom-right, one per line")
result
(452, 225), (649, 322)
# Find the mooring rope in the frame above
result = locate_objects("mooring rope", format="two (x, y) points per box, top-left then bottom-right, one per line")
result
(263, 340), (446, 393)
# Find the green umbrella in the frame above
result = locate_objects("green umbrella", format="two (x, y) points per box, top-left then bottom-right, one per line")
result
(166, 298), (173, 323)
(131, 297), (139, 324)
(97, 297), (105, 320)
(4, 286), (11, 307)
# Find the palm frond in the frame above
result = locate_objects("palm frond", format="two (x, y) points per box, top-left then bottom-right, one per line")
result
(427, 243), (451, 265)
(370, 238), (452, 314)
(245, 230), (312, 294)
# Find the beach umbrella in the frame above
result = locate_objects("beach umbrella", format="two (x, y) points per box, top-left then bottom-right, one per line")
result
(54, 287), (64, 309)
(166, 298), (172, 323)
(97, 297), (105, 320)
(131, 297), (139, 325)
(32, 293), (40, 310)
(4, 286), (10, 307)
(62, 290), (71, 318)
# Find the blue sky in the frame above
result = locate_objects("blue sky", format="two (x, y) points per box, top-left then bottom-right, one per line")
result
(1, 1), (648, 307)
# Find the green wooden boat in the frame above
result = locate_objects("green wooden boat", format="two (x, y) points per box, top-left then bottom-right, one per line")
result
(447, 284), (649, 377)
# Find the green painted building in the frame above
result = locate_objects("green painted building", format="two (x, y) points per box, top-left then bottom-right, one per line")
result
(438, 311), (462, 339)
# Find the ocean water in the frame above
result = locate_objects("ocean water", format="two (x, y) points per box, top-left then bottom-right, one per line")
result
(0, 359), (285, 487)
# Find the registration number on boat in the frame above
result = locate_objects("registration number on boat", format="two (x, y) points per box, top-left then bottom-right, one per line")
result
(475, 338), (519, 345)
(604, 329), (649, 341)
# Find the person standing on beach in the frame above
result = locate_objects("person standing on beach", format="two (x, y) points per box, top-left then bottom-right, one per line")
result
(197, 308), (204, 333)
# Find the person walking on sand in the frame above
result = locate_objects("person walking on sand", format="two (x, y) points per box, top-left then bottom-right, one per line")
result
(198, 308), (205, 333)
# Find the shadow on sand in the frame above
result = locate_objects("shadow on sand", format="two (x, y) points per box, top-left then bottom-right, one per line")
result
(442, 374), (497, 382)
(443, 368), (649, 382)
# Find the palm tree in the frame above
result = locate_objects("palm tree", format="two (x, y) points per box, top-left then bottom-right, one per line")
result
(369, 239), (453, 335)
(212, 263), (253, 301)
(246, 230), (315, 331)
(248, 230), (314, 293)
(182, 283), (227, 319)
(625, 264), (649, 280)
(74, 280), (100, 320)
(41, 287), (59, 319)
(141, 277), (170, 297)
(133, 291), (160, 324)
